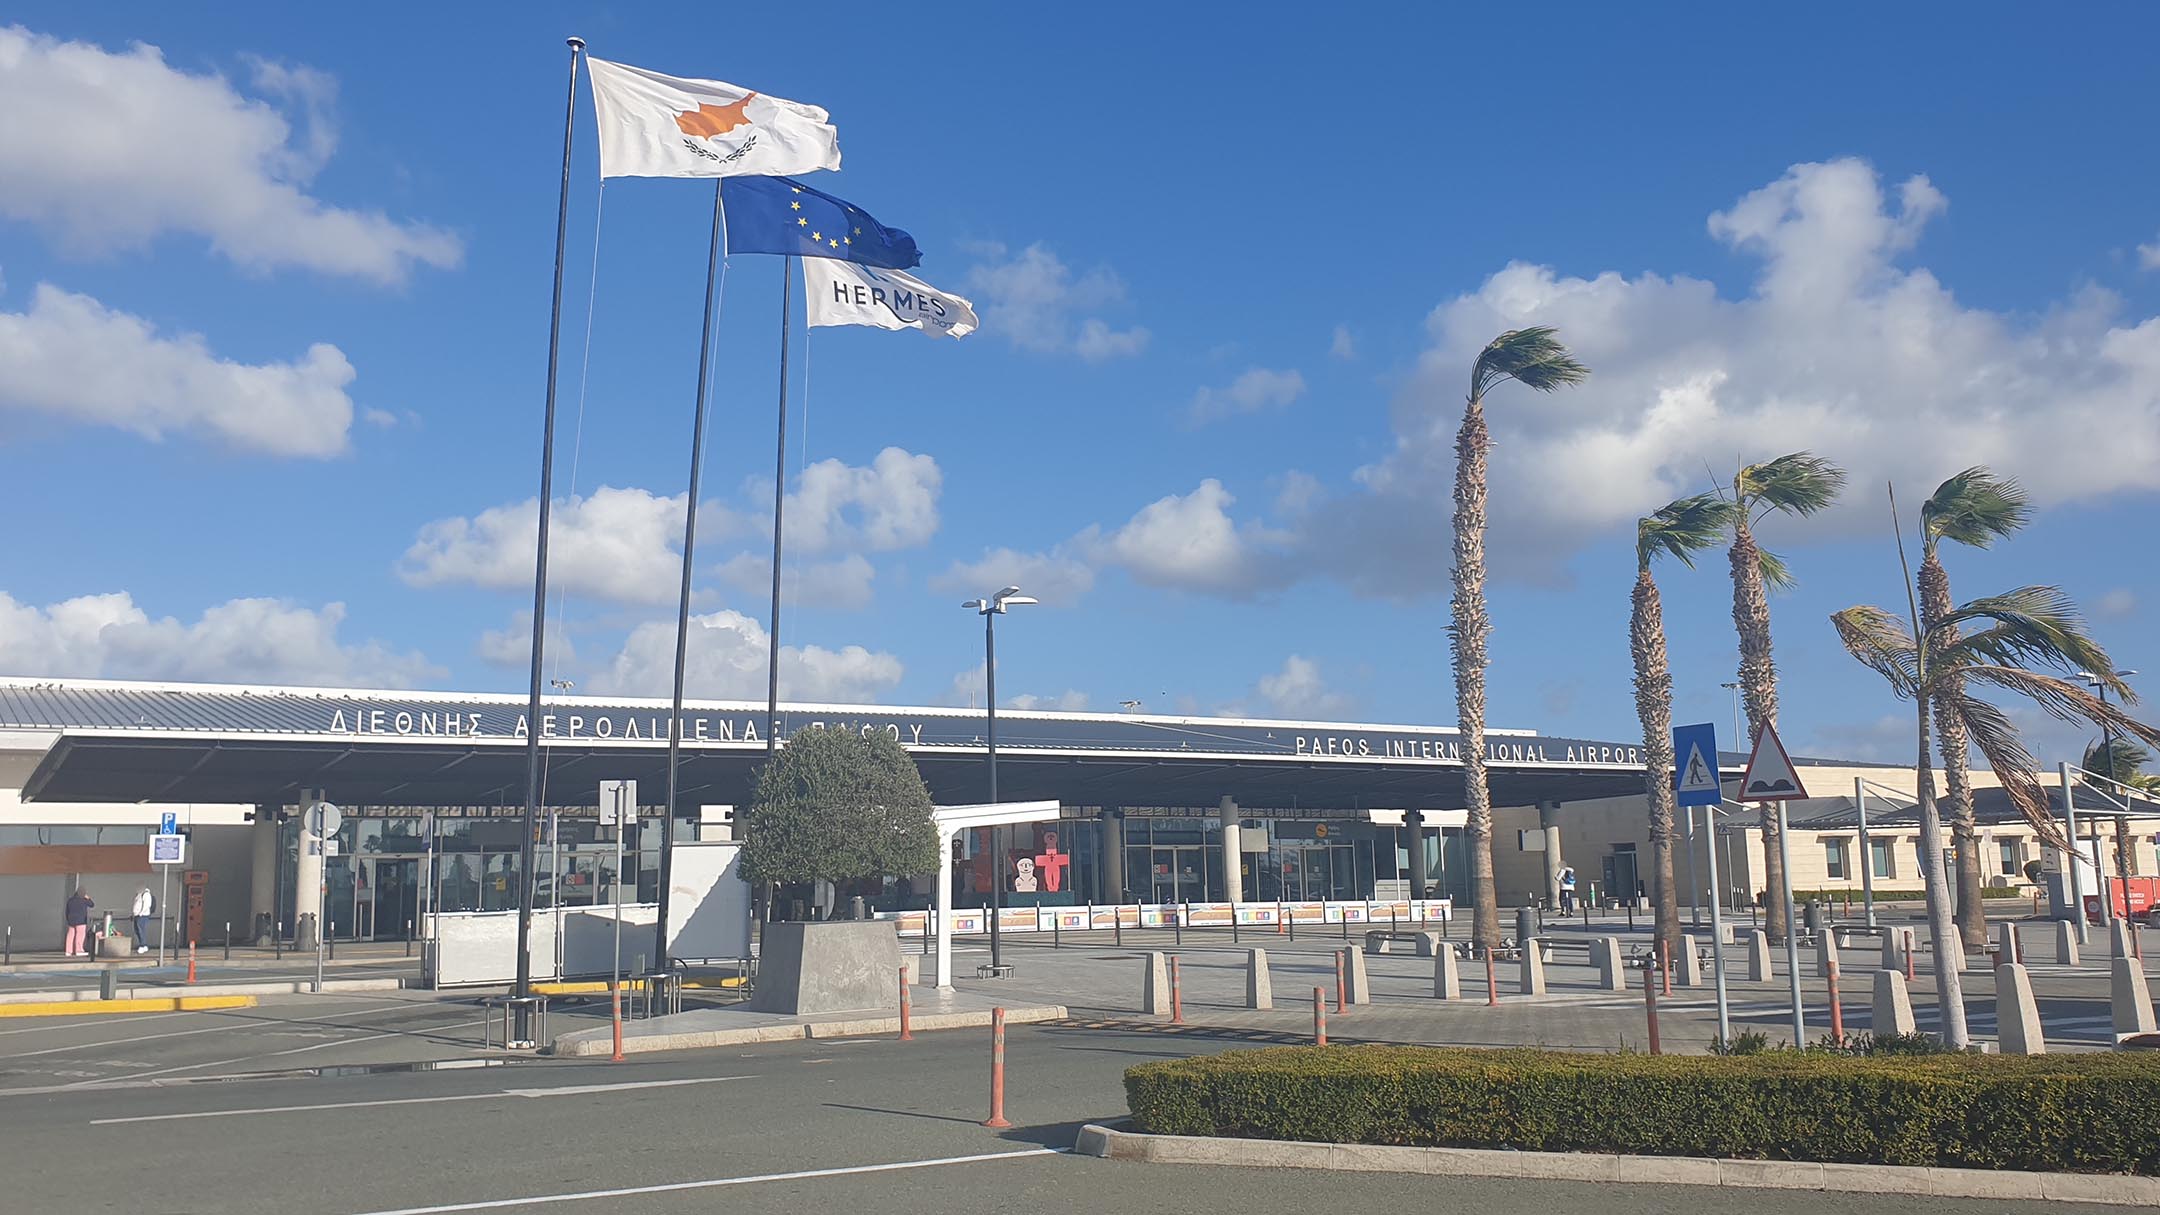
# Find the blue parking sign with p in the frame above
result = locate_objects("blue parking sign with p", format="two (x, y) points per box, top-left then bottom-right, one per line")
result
(160, 812), (177, 835)
(1672, 722), (1722, 807)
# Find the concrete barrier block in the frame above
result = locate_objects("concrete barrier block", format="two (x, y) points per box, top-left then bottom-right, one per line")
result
(1996, 922), (2021, 967)
(1881, 928), (1905, 973)
(1245, 948), (1273, 1010)
(1815, 931), (1840, 979)
(1594, 936), (1626, 991)
(1996, 962), (2045, 1055)
(1342, 946), (1373, 1005)
(1142, 951), (1170, 1015)
(2112, 919), (2138, 961)
(1746, 929), (1773, 982)
(2055, 920), (2082, 967)
(1433, 949), (1462, 1000)
(1872, 968), (1916, 1036)
(1673, 934), (1703, 987)
(2113, 954), (2157, 1038)
(1415, 932), (1442, 957)
(1518, 940), (1547, 996)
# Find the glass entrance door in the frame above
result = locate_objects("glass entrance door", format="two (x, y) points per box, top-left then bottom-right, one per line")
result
(1149, 846), (1208, 904)
(368, 859), (419, 940)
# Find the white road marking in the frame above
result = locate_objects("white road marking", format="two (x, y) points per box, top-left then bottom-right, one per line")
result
(0, 1011), (193, 1037)
(90, 1074), (752, 1124)
(39, 1000), (472, 1089)
(0, 997), (422, 1067)
(343, 1147), (1064, 1215)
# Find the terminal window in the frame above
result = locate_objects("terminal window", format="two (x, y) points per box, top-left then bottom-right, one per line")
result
(1823, 838), (1849, 880)
(1869, 838), (1895, 880)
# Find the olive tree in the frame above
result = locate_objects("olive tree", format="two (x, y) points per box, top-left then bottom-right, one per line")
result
(739, 727), (941, 887)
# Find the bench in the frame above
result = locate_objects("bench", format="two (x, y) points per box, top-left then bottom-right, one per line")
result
(1363, 929), (1444, 956)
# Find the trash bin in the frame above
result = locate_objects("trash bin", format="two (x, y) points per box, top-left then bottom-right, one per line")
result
(1802, 900), (1824, 931)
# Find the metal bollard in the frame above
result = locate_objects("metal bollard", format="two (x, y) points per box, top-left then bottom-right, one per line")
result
(224, 923), (232, 962)
(275, 921), (283, 959)
(1661, 938), (1673, 996)
(328, 924), (336, 961)
(1170, 956), (1185, 1025)
(1334, 951), (1347, 1014)
(1827, 959), (1844, 1045)
(1287, 907), (1296, 940)
(981, 1007), (1012, 1129)
(1232, 912), (1240, 944)
(406, 920), (414, 958)
(1053, 914), (1061, 950)
(1485, 949), (1498, 1007)
(4, 924), (10, 966)
(1174, 907), (1183, 947)
(1313, 986), (1327, 1046)
(1340, 909), (1349, 941)
(1115, 911), (1123, 947)
(898, 967), (914, 1041)
(1644, 961), (1662, 1055)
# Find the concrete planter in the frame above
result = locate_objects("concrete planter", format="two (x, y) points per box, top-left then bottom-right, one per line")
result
(753, 920), (899, 1016)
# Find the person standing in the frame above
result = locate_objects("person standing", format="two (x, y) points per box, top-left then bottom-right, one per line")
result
(1558, 865), (1578, 916)
(131, 885), (155, 955)
(64, 887), (94, 957)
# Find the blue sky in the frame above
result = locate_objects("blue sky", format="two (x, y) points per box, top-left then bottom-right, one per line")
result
(1, 5), (2156, 766)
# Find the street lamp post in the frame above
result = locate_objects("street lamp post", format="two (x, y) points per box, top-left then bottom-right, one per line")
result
(2079, 669), (2139, 922)
(965, 587), (1037, 974)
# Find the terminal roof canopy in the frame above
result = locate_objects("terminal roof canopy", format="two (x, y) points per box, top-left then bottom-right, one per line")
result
(0, 678), (1668, 811)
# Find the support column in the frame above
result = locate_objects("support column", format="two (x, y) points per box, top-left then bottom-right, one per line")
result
(1218, 795), (1242, 905)
(293, 789), (324, 949)
(250, 803), (279, 942)
(1406, 810), (1429, 898)
(1538, 800), (1565, 907)
(1100, 809), (1125, 904)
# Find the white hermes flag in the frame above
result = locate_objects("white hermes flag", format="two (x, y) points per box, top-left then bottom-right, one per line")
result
(586, 57), (841, 179)
(804, 259), (979, 339)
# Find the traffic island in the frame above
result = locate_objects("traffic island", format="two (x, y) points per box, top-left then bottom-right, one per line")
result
(1106, 1045), (2160, 1195)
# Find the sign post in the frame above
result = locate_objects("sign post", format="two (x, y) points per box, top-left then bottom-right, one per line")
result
(1740, 723), (1810, 1047)
(598, 780), (636, 1014)
(309, 802), (341, 995)
(147, 831), (186, 967)
(1672, 722), (1728, 1042)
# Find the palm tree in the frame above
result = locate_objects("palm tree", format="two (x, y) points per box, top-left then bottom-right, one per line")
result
(1453, 327), (1587, 954)
(1918, 468), (2031, 950)
(1833, 586), (2160, 1048)
(1725, 453), (1846, 946)
(1632, 493), (1730, 961)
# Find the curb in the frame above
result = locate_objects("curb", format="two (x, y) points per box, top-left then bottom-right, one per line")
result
(0, 977), (404, 1004)
(0, 994), (258, 1018)
(1071, 1124), (2160, 1206)
(549, 1003), (1068, 1057)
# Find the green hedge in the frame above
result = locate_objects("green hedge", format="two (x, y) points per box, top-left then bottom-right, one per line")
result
(1125, 1046), (2160, 1174)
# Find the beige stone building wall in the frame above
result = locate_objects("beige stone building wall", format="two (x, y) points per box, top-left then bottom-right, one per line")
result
(1492, 762), (2149, 909)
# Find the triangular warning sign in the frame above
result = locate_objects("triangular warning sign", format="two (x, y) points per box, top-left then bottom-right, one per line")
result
(1677, 743), (1718, 795)
(1739, 722), (1809, 802)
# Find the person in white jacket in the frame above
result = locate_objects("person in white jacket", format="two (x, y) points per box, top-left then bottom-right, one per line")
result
(131, 886), (154, 955)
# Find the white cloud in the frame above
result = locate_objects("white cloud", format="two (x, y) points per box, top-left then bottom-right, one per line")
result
(932, 547), (1095, 607)
(592, 610), (901, 703)
(1255, 655), (1352, 718)
(0, 283), (355, 456)
(1010, 690), (1090, 712)
(786, 448), (941, 554)
(2097, 588), (2137, 619)
(1085, 479), (1289, 595)
(1330, 325), (1357, 360)
(0, 26), (459, 284)
(962, 242), (1148, 359)
(1189, 367), (1306, 425)
(2139, 237), (2160, 272)
(0, 590), (435, 687)
(716, 553), (877, 611)
(400, 486), (730, 605)
(475, 610), (576, 670)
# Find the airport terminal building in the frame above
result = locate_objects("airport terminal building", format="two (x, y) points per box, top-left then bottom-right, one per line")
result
(0, 676), (2139, 950)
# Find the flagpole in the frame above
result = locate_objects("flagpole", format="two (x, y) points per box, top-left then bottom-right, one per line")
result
(764, 257), (794, 765)
(512, 35), (584, 1038)
(654, 178), (729, 972)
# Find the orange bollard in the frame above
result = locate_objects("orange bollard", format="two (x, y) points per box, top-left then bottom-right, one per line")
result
(981, 1007), (1012, 1129)
(1169, 956), (1185, 1025)
(1827, 959), (1844, 1045)
(898, 966), (914, 1041)
(610, 982), (625, 1062)
(1644, 964), (1661, 1055)
(1485, 949), (1498, 1007)
(1660, 939), (1672, 996)
(1312, 986), (1327, 1046)
(1334, 951), (1347, 1014)
(187, 940), (197, 983)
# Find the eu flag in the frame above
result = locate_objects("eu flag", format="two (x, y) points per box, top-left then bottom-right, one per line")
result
(720, 175), (921, 269)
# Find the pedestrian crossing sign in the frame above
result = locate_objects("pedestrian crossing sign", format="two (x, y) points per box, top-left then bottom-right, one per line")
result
(1671, 722), (1722, 807)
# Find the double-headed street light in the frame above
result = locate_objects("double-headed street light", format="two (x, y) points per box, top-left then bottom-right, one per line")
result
(964, 586), (1036, 973)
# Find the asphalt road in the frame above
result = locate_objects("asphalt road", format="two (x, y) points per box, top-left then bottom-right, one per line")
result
(0, 1016), (2131, 1215)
